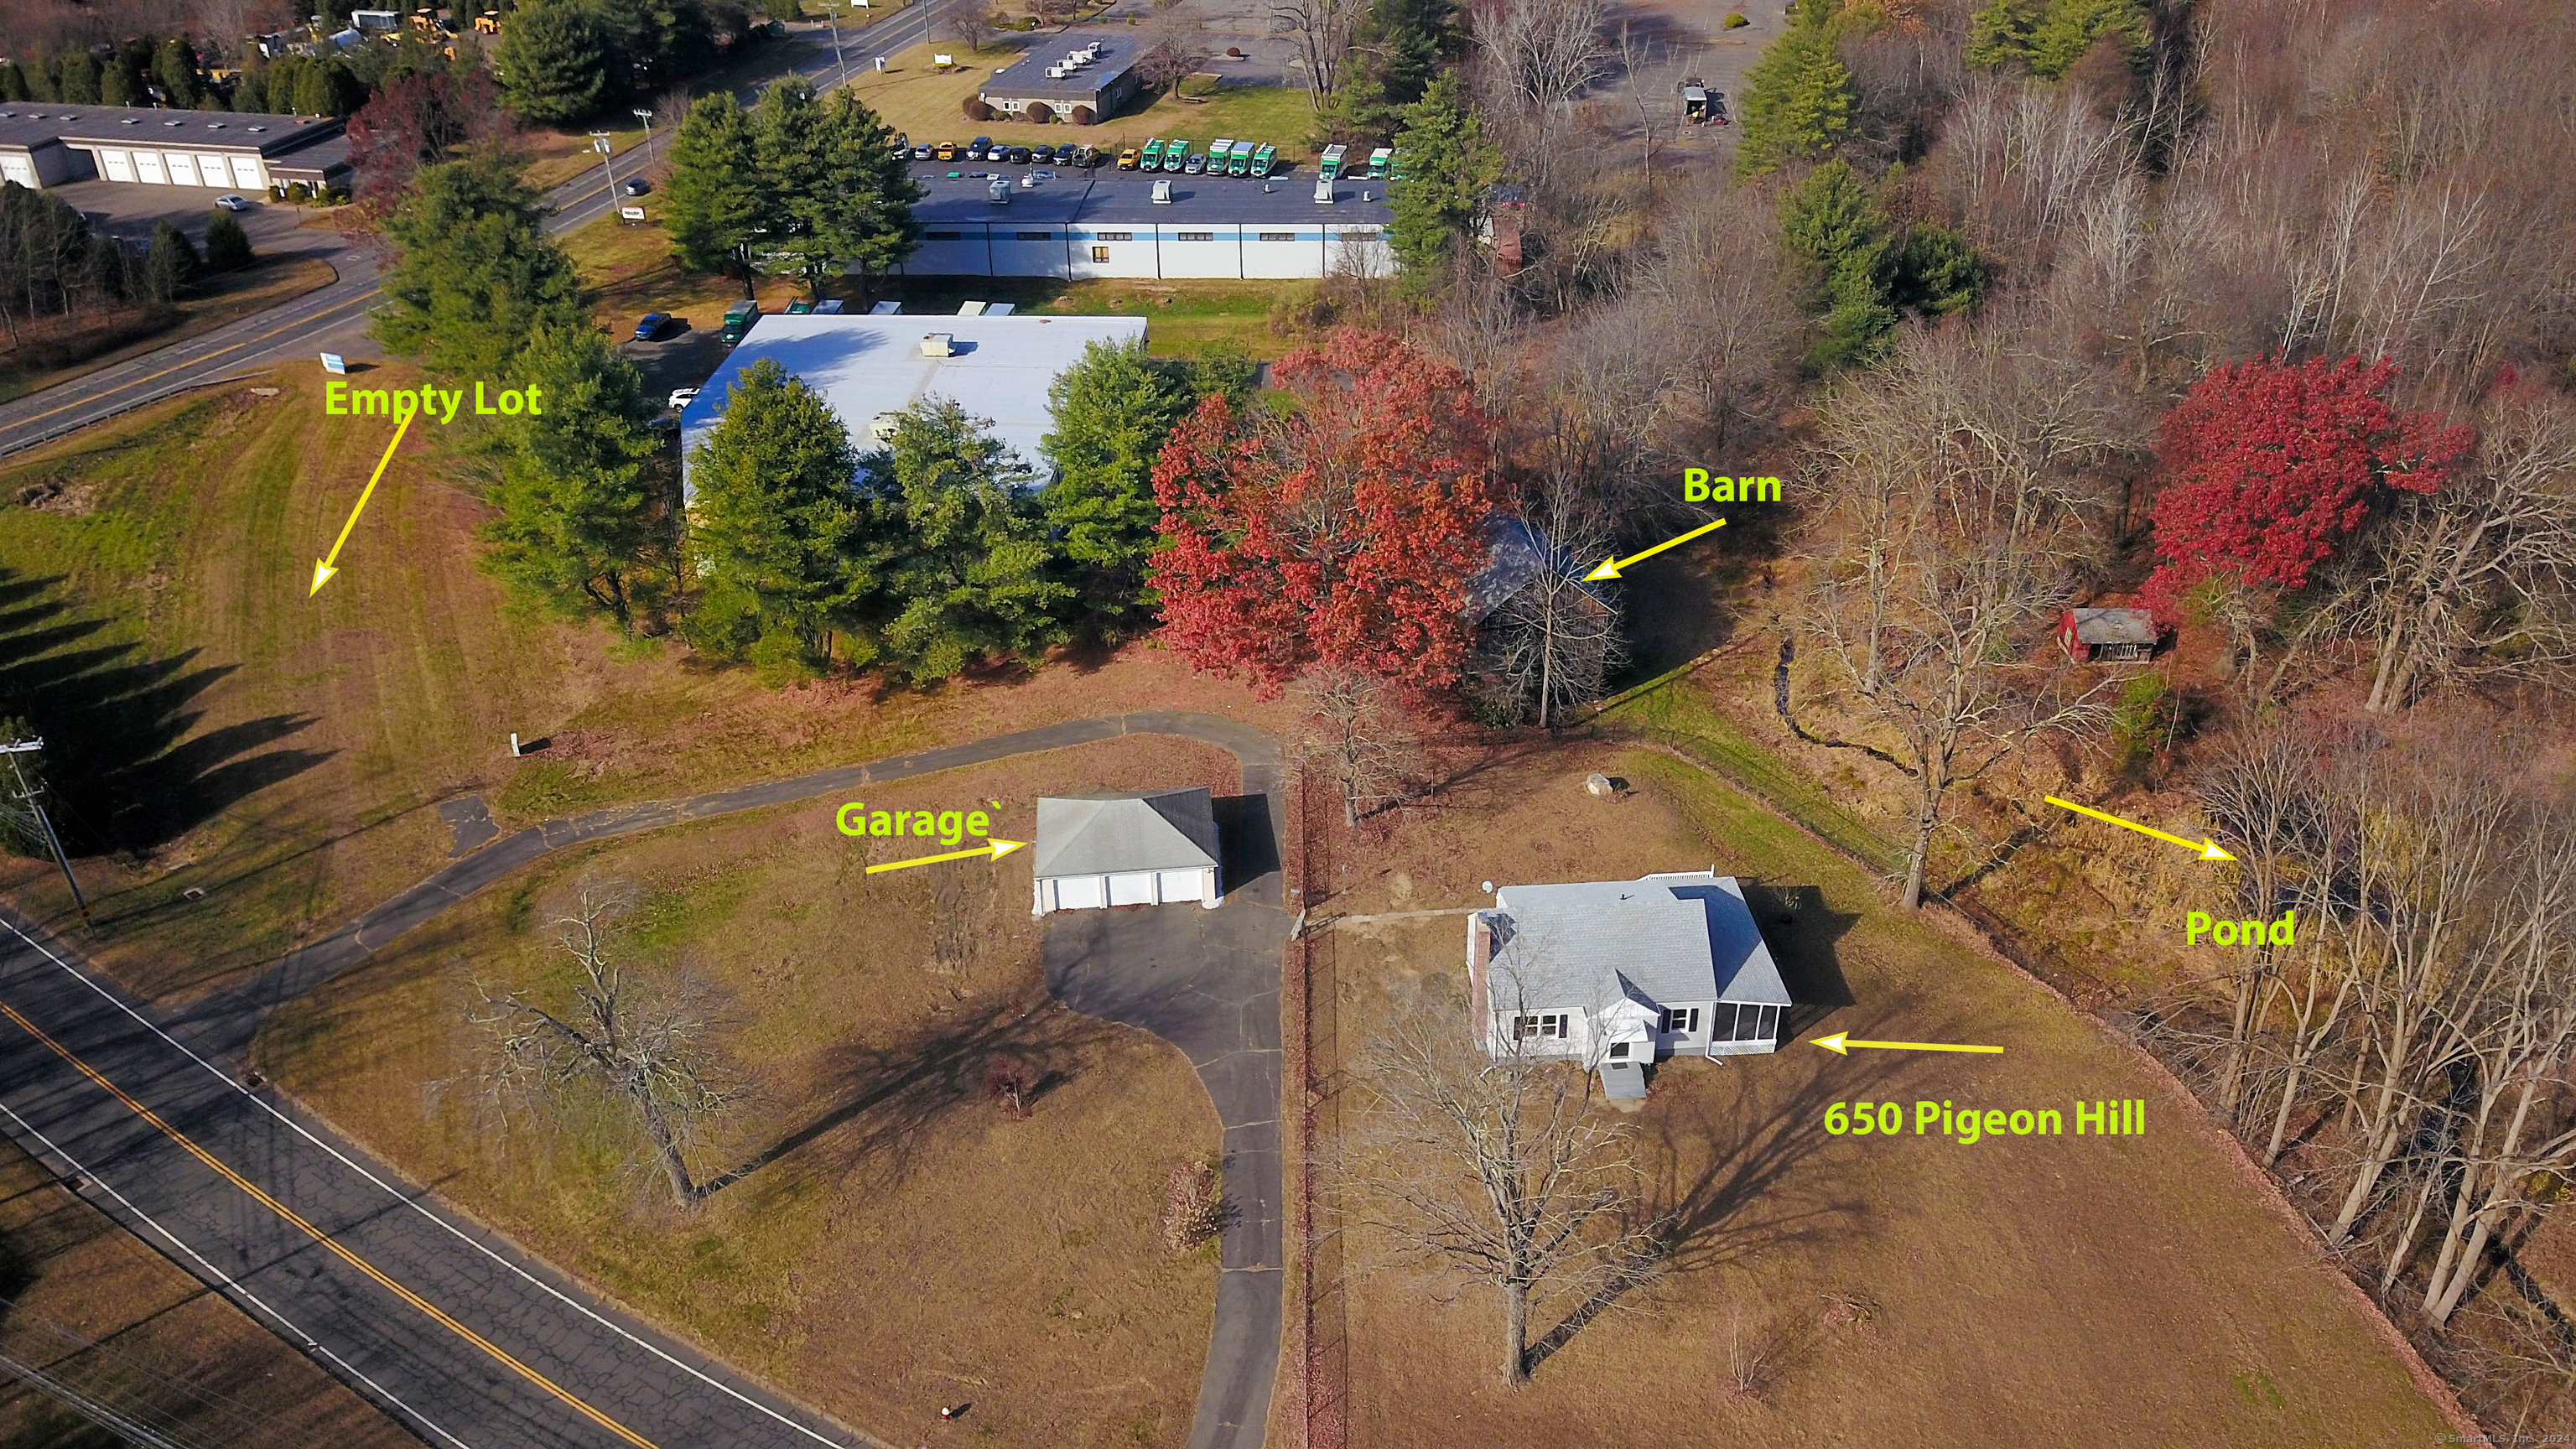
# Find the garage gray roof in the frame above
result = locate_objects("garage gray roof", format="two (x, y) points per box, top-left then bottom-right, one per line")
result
(1488, 872), (1789, 1010)
(1031, 788), (1219, 877)
(0, 106), (344, 157)
(2068, 606), (2158, 646)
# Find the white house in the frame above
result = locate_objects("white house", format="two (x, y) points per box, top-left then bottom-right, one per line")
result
(1031, 788), (1222, 914)
(1467, 871), (1793, 1095)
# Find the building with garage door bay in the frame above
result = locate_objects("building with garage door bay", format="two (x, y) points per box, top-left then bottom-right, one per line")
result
(0, 104), (351, 195)
(1031, 789), (1222, 914)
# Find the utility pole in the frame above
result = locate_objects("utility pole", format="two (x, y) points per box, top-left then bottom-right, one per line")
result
(2, 739), (88, 926)
(632, 106), (657, 168)
(588, 130), (617, 205)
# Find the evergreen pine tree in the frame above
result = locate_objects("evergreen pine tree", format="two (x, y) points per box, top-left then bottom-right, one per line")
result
(203, 210), (256, 271)
(483, 322), (672, 630)
(662, 91), (766, 295)
(1732, 0), (1855, 177)
(684, 359), (874, 674)
(154, 37), (202, 107)
(857, 401), (1071, 680)
(54, 48), (102, 105)
(143, 221), (200, 303)
(1040, 340), (1213, 635)
(496, 1), (611, 122)
(1385, 74), (1500, 277)
(375, 154), (588, 374)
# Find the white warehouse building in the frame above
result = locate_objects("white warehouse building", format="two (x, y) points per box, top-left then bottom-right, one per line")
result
(0, 105), (351, 194)
(675, 312), (1150, 501)
(896, 164), (1394, 281)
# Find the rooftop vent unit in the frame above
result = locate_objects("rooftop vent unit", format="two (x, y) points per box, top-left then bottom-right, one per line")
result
(870, 412), (902, 440)
(922, 332), (957, 357)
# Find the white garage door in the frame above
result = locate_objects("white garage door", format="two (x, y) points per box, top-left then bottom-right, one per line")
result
(1156, 870), (1206, 904)
(1052, 875), (1104, 911)
(164, 153), (200, 186)
(230, 155), (264, 190)
(1108, 872), (1157, 906)
(134, 151), (167, 184)
(100, 149), (133, 182)
(0, 155), (31, 189)
(198, 155), (231, 188)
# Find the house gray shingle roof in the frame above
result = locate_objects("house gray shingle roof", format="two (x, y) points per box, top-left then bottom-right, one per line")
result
(1031, 789), (1219, 877)
(1487, 872), (1790, 1012)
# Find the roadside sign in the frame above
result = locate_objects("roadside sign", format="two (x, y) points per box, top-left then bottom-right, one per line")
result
(320, 351), (347, 374)
(620, 205), (647, 221)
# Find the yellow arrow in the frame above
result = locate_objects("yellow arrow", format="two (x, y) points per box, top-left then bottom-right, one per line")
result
(2044, 795), (2234, 861)
(864, 839), (1027, 875)
(1810, 1032), (2002, 1056)
(1584, 518), (1727, 581)
(310, 410), (416, 596)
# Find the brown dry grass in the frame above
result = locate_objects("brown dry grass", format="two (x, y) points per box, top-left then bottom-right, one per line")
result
(0, 363), (1297, 1005)
(1314, 736), (2452, 1446)
(253, 734), (1243, 1449)
(0, 1141), (411, 1449)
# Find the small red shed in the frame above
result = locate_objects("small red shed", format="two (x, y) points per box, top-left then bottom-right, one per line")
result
(2059, 606), (2159, 663)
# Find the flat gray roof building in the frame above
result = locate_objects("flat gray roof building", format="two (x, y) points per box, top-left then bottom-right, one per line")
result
(979, 33), (1145, 123)
(675, 312), (1150, 501)
(0, 105), (350, 193)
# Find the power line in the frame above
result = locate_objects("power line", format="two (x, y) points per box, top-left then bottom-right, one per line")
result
(0, 1349), (216, 1449)
(0, 1295), (288, 1443)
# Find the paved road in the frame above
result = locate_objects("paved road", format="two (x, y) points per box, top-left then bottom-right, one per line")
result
(0, 18), (927, 460)
(1042, 735), (1290, 1449)
(1, 712), (1288, 1449)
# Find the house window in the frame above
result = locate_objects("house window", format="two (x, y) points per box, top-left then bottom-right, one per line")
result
(1176, 231), (1214, 241)
(1259, 231), (1296, 241)
(1660, 1006), (1700, 1036)
(1016, 231), (1052, 240)
(1092, 246), (1112, 262)
(925, 230), (963, 240)
(1512, 1012), (1567, 1041)
(1607, 1041), (1629, 1059)
(1097, 231), (1133, 241)
(1729, 1004), (1779, 1041)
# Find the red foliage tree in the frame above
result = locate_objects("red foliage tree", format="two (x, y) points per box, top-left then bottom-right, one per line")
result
(346, 69), (512, 216)
(2140, 355), (2472, 624)
(1151, 329), (1499, 698)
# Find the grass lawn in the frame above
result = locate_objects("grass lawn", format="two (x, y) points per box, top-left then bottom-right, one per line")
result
(563, 209), (1283, 356)
(1314, 736), (2451, 1446)
(840, 40), (1317, 163)
(0, 255), (337, 406)
(0, 370), (1296, 1003)
(253, 733), (1239, 1449)
(0, 1140), (412, 1449)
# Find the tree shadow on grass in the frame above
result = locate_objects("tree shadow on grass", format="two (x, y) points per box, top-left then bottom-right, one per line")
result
(0, 570), (330, 855)
(699, 1000), (1121, 1198)
(1738, 880), (1858, 1045)
(1523, 1044), (1895, 1377)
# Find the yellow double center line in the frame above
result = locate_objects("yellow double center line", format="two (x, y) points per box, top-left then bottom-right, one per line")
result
(6, 284), (383, 431)
(0, 995), (660, 1449)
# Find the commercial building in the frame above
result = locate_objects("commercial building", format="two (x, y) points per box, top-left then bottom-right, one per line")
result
(898, 164), (1394, 281)
(0, 104), (351, 194)
(675, 312), (1150, 501)
(977, 33), (1145, 124)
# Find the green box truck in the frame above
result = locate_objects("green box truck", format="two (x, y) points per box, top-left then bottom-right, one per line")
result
(719, 299), (760, 344)
(1251, 143), (1277, 176)
(1319, 143), (1348, 179)
(1163, 138), (1191, 172)
(1140, 138), (1166, 169)
(1226, 139), (1254, 175)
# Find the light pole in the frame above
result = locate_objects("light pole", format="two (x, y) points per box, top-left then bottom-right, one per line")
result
(3, 739), (87, 925)
(633, 106), (657, 169)
(588, 129), (616, 205)
(825, 2), (847, 87)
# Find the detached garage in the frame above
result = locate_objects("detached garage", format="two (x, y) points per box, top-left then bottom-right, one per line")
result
(1031, 788), (1222, 915)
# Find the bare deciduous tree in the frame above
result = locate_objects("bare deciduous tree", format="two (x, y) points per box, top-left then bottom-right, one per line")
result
(1272, 0), (1365, 108)
(470, 880), (747, 1208)
(1138, 5), (1214, 95)
(1474, 462), (1623, 729)
(1293, 665), (1421, 828)
(1352, 997), (1665, 1384)
(1467, 0), (1610, 119)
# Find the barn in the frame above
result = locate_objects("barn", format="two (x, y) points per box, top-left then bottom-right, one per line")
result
(1030, 788), (1222, 914)
(2058, 607), (2160, 663)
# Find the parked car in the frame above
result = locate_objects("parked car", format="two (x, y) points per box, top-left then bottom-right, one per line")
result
(1006, 144), (1031, 164)
(631, 311), (677, 340)
(1117, 146), (1140, 169)
(620, 178), (650, 196)
(1031, 143), (1057, 164)
(785, 299), (814, 314)
(965, 138), (988, 159)
(668, 387), (699, 410)
(1184, 149), (1208, 174)
(214, 193), (252, 211)
(912, 143), (933, 159)
(934, 140), (960, 159)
